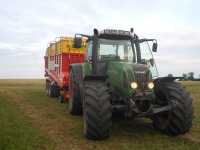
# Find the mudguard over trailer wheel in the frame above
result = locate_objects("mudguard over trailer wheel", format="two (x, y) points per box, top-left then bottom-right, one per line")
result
(68, 70), (82, 115)
(152, 81), (193, 135)
(83, 81), (112, 140)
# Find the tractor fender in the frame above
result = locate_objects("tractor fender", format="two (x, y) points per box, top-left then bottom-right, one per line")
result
(154, 77), (181, 83)
(69, 64), (83, 83)
(153, 77), (182, 89)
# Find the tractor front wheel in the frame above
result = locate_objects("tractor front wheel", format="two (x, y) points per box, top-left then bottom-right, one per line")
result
(83, 81), (112, 140)
(153, 82), (193, 135)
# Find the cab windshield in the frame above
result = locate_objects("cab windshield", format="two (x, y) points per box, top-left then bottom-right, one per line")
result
(98, 39), (136, 62)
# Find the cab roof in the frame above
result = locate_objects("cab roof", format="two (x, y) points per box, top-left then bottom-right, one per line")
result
(99, 29), (133, 40)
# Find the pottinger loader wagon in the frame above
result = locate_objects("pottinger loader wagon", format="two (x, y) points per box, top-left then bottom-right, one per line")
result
(44, 36), (86, 102)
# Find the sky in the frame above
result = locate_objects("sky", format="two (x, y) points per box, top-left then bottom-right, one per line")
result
(0, 0), (199, 78)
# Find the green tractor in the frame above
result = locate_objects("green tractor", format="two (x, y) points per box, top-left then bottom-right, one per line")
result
(69, 28), (193, 140)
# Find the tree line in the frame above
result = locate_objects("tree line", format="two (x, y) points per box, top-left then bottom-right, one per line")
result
(168, 72), (200, 81)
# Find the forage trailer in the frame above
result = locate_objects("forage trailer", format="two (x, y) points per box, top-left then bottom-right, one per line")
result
(44, 36), (86, 101)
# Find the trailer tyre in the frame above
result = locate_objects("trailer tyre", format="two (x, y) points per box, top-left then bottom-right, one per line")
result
(53, 85), (60, 97)
(152, 82), (193, 135)
(58, 95), (65, 103)
(45, 80), (50, 96)
(48, 85), (54, 97)
(68, 70), (82, 115)
(83, 81), (112, 140)
(48, 85), (60, 98)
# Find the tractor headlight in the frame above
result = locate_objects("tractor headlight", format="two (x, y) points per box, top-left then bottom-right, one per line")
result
(131, 82), (138, 89)
(147, 82), (154, 89)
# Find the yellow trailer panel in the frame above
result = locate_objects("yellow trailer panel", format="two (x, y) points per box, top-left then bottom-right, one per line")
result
(47, 37), (87, 56)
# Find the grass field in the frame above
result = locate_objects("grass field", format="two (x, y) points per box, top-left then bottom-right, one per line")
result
(0, 80), (200, 150)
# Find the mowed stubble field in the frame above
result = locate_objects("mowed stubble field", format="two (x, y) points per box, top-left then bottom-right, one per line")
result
(0, 80), (200, 150)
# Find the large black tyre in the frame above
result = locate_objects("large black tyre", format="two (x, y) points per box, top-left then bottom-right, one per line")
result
(68, 70), (82, 115)
(83, 81), (112, 140)
(152, 81), (193, 135)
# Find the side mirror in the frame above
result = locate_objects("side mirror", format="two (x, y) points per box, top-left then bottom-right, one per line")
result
(152, 42), (158, 52)
(74, 37), (82, 48)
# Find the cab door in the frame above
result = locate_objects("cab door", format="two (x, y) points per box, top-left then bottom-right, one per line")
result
(139, 41), (158, 78)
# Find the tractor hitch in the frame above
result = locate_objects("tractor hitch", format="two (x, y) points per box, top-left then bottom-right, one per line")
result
(129, 96), (178, 117)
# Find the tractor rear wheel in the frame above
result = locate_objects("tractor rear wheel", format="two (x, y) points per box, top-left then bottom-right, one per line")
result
(83, 81), (112, 140)
(68, 70), (82, 115)
(152, 82), (193, 135)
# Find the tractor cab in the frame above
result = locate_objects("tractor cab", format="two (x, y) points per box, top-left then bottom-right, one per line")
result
(82, 29), (158, 91)
(83, 29), (158, 79)
(87, 30), (135, 62)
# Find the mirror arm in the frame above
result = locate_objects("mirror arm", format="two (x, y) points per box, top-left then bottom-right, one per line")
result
(138, 38), (157, 43)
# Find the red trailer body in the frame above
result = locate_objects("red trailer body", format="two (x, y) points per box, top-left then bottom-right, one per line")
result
(44, 37), (86, 100)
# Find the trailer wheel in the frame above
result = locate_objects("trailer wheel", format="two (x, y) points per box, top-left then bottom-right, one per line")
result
(53, 85), (60, 97)
(45, 80), (50, 96)
(48, 85), (60, 98)
(48, 85), (54, 97)
(83, 81), (112, 140)
(58, 95), (65, 103)
(68, 70), (82, 115)
(152, 82), (193, 135)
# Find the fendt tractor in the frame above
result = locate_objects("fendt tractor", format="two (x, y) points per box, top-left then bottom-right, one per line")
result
(45, 28), (193, 140)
